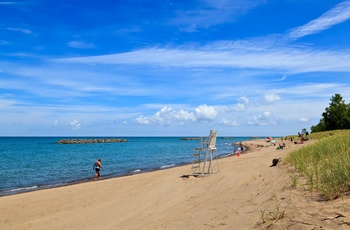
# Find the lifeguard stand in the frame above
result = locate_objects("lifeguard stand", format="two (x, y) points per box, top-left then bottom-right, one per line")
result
(191, 136), (208, 174)
(191, 130), (219, 176)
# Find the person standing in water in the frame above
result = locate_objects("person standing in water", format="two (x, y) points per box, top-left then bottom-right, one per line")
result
(93, 158), (103, 180)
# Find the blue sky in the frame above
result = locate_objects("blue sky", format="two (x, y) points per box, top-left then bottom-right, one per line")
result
(1, 0), (350, 137)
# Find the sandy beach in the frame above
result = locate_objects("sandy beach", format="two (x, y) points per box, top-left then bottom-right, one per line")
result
(2, 138), (350, 230)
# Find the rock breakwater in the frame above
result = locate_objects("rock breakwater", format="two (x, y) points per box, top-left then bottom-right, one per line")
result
(180, 137), (201, 140)
(56, 139), (128, 144)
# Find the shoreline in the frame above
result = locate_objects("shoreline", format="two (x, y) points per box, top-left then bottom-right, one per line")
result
(1, 136), (249, 197)
(0, 162), (192, 197)
(0, 149), (240, 197)
(4, 138), (344, 229)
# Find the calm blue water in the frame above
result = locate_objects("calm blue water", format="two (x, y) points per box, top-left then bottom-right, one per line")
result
(0, 136), (254, 196)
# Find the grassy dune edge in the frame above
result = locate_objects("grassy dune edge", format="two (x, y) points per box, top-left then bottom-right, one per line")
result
(286, 130), (350, 200)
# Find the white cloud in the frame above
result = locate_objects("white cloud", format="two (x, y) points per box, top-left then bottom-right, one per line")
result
(239, 96), (249, 104)
(299, 117), (308, 122)
(264, 93), (281, 103)
(195, 104), (218, 120)
(134, 106), (196, 125)
(134, 104), (221, 126)
(222, 103), (245, 112)
(221, 118), (239, 126)
(288, 0), (350, 39)
(134, 115), (151, 125)
(70, 120), (81, 129)
(248, 111), (280, 126)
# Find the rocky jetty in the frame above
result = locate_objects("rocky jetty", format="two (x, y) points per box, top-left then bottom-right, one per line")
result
(180, 137), (201, 140)
(56, 138), (128, 144)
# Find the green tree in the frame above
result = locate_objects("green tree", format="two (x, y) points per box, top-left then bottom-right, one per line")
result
(311, 119), (326, 132)
(312, 94), (350, 133)
(322, 94), (349, 130)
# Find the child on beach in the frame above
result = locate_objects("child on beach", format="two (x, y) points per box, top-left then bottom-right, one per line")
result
(93, 158), (103, 180)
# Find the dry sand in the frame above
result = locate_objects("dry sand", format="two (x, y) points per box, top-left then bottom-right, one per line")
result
(2, 138), (350, 230)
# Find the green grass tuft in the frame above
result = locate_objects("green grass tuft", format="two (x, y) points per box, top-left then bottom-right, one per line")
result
(285, 130), (350, 200)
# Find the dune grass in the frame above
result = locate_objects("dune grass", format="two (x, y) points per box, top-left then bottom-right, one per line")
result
(285, 130), (350, 200)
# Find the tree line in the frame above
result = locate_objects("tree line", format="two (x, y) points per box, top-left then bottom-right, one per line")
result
(311, 94), (350, 133)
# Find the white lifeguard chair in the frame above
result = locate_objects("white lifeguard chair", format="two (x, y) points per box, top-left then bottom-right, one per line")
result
(190, 130), (219, 176)
(201, 130), (219, 176)
(191, 136), (208, 174)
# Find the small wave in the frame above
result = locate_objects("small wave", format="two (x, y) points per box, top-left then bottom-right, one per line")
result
(9, 185), (38, 192)
(131, 169), (141, 173)
(160, 164), (175, 169)
(221, 153), (233, 157)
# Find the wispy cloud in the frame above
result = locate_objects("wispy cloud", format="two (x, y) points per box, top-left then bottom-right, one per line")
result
(0, 2), (17, 5)
(51, 1), (350, 78)
(275, 83), (347, 97)
(67, 41), (95, 49)
(275, 75), (286, 81)
(288, 0), (350, 39)
(0, 40), (11, 45)
(6, 27), (33, 35)
(170, 0), (265, 31)
(54, 44), (350, 74)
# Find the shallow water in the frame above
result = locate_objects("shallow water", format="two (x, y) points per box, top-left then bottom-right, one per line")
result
(0, 136), (255, 196)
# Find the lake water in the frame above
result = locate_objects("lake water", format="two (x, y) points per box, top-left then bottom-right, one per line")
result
(0, 136), (255, 196)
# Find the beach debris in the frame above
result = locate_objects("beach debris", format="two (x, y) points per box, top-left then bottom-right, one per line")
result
(322, 212), (346, 221)
(339, 220), (350, 226)
(270, 157), (282, 167)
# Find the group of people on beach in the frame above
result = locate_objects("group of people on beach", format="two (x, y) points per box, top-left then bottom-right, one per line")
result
(233, 142), (244, 155)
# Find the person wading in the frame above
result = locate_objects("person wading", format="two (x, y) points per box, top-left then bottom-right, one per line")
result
(93, 158), (103, 180)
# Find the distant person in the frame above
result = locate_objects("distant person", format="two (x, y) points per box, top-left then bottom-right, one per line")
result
(278, 143), (286, 149)
(239, 142), (244, 153)
(93, 158), (103, 180)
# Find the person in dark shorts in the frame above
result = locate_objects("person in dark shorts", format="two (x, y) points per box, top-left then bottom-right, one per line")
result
(239, 142), (244, 153)
(93, 158), (103, 180)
